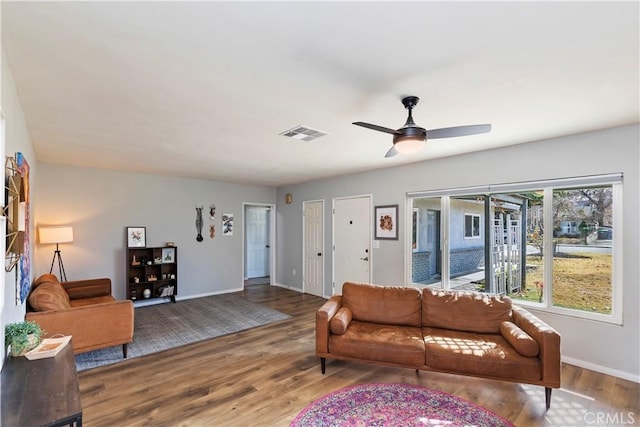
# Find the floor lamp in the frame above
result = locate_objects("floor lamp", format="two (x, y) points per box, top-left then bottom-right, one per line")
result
(39, 226), (74, 282)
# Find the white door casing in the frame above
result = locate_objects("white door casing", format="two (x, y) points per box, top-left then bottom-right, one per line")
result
(245, 206), (270, 279)
(332, 195), (372, 295)
(303, 200), (324, 297)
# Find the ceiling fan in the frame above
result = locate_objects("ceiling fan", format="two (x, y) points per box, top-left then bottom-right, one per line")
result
(353, 96), (492, 158)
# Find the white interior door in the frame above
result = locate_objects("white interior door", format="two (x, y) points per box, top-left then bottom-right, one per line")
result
(303, 200), (324, 297)
(246, 206), (270, 279)
(333, 196), (371, 295)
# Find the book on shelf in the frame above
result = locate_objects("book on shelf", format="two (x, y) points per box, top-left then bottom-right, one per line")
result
(24, 335), (72, 360)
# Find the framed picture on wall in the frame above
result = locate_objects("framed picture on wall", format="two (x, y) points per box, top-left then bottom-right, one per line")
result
(374, 205), (399, 240)
(162, 247), (175, 263)
(222, 213), (234, 236)
(127, 226), (146, 248)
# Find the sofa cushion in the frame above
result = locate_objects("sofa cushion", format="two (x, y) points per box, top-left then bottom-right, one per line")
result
(342, 282), (422, 327)
(330, 320), (425, 366)
(28, 281), (71, 311)
(423, 327), (541, 382)
(500, 321), (540, 357)
(330, 307), (352, 335)
(32, 273), (61, 290)
(422, 289), (512, 333)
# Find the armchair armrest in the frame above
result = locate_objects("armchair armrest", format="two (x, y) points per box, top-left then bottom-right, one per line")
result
(26, 300), (134, 354)
(316, 295), (342, 354)
(62, 278), (112, 300)
(513, 305), (561, 387)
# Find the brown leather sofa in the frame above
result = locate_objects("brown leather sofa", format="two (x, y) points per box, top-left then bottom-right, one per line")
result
(316, 282), (561, 409)
(25, 274), (134, 357)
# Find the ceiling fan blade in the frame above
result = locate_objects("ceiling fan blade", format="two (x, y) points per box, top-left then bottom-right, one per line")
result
(385, 146), (399, 158)
(353, 122), (399, 135)
(426, 124), (492, 139)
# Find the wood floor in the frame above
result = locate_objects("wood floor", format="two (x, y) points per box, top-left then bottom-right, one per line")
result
(79, 285), (639, 426)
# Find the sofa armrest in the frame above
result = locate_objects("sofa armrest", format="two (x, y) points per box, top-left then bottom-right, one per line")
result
(316, 296), (342, 354)
(62, 278), (112, 300)
(25, 300), (134, 354)
(513, 305), (561, 387)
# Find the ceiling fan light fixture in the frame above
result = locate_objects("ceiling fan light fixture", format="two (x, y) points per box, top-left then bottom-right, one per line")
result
(393, 135), (424, 154)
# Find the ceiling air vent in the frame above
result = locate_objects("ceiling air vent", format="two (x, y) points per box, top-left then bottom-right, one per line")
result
(279, 125), (327, 142)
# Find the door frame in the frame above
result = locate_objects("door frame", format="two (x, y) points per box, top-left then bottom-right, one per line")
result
(302, 199), (325, 297)
(332, 194), (373, 295)
(242, 202), (276, 288)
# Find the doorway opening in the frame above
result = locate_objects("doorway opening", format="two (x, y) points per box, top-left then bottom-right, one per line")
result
(243, 203), (276, 288)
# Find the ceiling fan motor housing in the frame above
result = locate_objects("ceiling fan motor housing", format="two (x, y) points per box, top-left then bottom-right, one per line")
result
(393, 126), (427, 144)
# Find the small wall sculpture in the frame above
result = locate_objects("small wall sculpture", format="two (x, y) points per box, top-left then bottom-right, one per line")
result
(195, 206), (204, 242)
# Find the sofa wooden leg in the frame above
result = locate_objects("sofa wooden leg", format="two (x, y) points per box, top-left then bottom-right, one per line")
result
(123, 343), (128, 358)
(545, 387), (552, 410)
(321, 358), (326, 374)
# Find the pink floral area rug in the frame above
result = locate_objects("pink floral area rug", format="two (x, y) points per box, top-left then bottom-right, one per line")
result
(290, 383), (515, 427)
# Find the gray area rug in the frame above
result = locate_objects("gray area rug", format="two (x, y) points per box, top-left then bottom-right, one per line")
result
(75, 293), (290, 371)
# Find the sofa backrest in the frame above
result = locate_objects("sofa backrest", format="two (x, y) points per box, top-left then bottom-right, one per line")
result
(342, 282), (422, 327)
(422, 289), (512, 333)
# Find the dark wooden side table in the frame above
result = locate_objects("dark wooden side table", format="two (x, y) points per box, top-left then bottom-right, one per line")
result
(1, 341), (82, 426)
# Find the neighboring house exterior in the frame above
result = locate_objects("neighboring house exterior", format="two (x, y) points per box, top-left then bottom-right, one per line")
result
(412, 194), (535, 294)
(412, 197), (486, 283)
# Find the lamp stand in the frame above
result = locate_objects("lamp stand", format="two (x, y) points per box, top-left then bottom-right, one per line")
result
(49, 243), (68, 282)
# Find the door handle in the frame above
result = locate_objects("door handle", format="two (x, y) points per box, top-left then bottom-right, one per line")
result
(317, 253), (322, 256)
(360, 256), (369, 261)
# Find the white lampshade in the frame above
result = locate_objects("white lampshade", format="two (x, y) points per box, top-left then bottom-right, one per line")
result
(393, 136), (424, 154)
(39, 226), (74, 244)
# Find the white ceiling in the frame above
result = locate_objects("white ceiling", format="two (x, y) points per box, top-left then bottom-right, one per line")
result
(2, 1), (638, 187)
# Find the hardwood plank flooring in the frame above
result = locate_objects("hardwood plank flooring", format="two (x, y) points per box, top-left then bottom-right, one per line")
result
(78, 285), (639, 426)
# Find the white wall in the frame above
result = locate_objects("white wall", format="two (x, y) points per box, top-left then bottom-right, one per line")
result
(275, 124), (639, 382)
(1, 49), (39, 363)
(34, 164), (276, 300)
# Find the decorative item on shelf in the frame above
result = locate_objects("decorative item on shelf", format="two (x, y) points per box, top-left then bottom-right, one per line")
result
(140, 257), (147, 265)
(24, 335), (72, 360)
(154, 256), (162, 264)
(147, 260), (152, 265)
(210, 225), (215, 239)
(165, 242), (174, 247)
(147, 274), (157, 282)
(210, 204), (216, 220)
(161, 247), (175, 263)
(131, 255), (140, 266)
(162, 273), (167, 280)
(195, 205), (204, 242)
(130, 290), (137, 300)
(126, 226), (146, 248)
(143, 288), (151, 299)
(222, 213), (234, 236)
(170, 274), (176, 280)
(5, 320), (43, 357)
(158, 285), (175, 297)
(133, 276), (140, 283)
(39, 225), (74, 282)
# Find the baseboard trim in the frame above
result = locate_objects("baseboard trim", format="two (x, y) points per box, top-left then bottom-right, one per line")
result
(273, 282), (304, 293)
(563, 356), (640, 383)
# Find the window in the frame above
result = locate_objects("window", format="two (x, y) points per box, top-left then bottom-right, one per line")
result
(551, 186), (613, 315)
(408, 174), (622, 324)
(464, 214), (480, 238)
